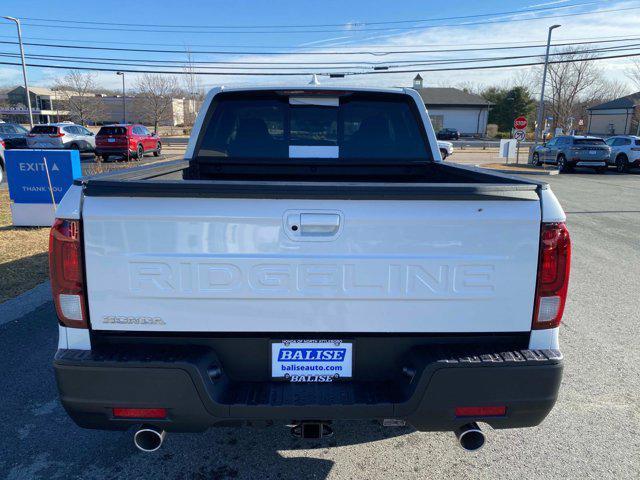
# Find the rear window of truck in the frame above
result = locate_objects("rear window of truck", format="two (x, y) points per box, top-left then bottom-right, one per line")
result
(97, 127), (127, 136)
(196, 92), (431, 161)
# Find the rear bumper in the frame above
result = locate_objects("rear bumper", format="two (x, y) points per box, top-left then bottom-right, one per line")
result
(54, 344), (563, 433)
(95, 147), (132, 156)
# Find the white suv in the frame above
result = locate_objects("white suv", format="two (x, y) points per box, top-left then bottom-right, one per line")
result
(27, 123), (96, 154)
(605, 135), (640, 172)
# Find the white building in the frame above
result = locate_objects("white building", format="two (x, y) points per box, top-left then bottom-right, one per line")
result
(411, 75), (492, 136)
(587, 92), (640, 136)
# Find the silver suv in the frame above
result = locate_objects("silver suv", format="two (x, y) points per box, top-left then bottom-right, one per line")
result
(26, 122), (95, 154)
(532, 135), (610, 173)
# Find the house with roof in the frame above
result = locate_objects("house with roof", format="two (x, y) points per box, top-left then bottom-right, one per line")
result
(587, 92), (640, 136)
(411, 74), (492, 136)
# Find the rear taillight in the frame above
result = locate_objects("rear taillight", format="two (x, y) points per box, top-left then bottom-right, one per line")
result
(27, 133), (36, 137)
(49, 219), (87, 328)
(113, 408), (167, 419)
(455, 406), (506, 417)
(532, 222), (571, 330)
(49, 128), (64, 138)
(0, 140), (5, 148)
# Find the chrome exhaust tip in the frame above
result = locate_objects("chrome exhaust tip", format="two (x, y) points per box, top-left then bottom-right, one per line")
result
(455, 422), (485, 452)
(134, 425), (166, 452)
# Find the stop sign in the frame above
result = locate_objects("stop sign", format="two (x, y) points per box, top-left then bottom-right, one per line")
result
(514, 116), (528, 129)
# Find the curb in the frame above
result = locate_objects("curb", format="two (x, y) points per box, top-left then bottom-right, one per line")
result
(0, 281), (52, 327)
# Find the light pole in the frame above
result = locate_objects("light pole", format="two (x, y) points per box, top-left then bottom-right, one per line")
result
(3, 16), (33, 128)
(116, 71), (126, 123)
(535, 24), (561, 145)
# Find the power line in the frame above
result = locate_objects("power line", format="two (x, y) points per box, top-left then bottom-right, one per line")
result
(2, 42), (639, 70)
(1, 49), (638, 76)
(15, 2), (599, 29)
(4, 35), (640, 57)
(7, 39), (640, 65)
(7, 5), (639, 34)
(1, 32), (637, 50)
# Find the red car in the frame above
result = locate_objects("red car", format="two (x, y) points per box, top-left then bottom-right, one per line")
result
(95, 124), (162, 161)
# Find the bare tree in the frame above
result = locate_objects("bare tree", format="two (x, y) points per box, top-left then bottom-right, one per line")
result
(625, 60), (640, 90)
(182, 49), (204, 126)
(134, 73), (181, 132)
(543, 49), (608, 132)
(53, 70), (103, 125)
(511, 67), (540, 93)
(455, 81), (485, 95)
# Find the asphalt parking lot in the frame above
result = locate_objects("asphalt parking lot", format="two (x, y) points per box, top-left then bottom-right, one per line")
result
(0, 169), (638, 479)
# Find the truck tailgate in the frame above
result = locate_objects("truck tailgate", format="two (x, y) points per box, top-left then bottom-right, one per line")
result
(83, 195), (541, 333)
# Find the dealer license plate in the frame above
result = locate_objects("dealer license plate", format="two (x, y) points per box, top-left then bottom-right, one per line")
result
(108, 138), (116, 143)
(589, 150), (597, 154)
(271, 340), (353, 382)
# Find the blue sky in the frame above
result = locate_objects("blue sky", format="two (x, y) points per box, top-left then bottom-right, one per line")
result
(0, 0), (639, 91)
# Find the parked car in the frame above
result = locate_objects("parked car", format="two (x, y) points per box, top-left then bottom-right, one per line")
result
(0, 122), (30, 149)
(26, 123), (96, 154)
(532, 135), (610, 173)
(52, 86), (567, 453)
(436, 128), (460, 140)
(604, 135), (640, 173)
(95, 124), (162, 161)
(438, 140), (454, 159)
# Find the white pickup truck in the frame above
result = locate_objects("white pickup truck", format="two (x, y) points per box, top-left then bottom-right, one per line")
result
(51, 86), (569, 452)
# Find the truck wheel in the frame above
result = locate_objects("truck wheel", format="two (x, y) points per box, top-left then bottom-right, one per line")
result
(440, 148), (448, 160)
(532, 153), (542, 166)
(136, 144), (144, 160)
(615, 155), (629, 173)
(153, 142), (162, 157)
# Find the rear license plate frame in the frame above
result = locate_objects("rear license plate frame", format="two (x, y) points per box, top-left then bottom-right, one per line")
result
(271, 339), (353, 382)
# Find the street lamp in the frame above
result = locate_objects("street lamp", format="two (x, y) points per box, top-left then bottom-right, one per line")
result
(2, 16), (33, 128)
(116, 71), (126, 124)
(535, 24), (561, 145)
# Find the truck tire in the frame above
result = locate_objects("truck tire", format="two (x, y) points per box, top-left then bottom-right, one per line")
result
(615, 154), (629, 173)
(440, 148), (448, 160)
(136, 144), (144, 160)
(153, 142), (162, 157)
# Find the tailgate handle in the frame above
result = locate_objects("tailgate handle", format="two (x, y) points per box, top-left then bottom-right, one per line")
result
(300, 213), (340, 235)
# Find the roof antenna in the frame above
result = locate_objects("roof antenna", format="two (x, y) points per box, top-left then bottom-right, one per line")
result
(309, 74), (320, 86)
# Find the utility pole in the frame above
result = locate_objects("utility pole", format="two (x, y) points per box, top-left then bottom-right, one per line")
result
(3, 16), (33, 128)
(535, 24), (561, 146)
(117, 71), (126, 123)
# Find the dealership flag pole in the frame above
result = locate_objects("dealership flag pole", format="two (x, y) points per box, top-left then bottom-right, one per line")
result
(2, 16), (34, 128)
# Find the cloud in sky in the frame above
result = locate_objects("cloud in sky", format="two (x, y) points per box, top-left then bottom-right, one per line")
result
(13, 0), (640, 93)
